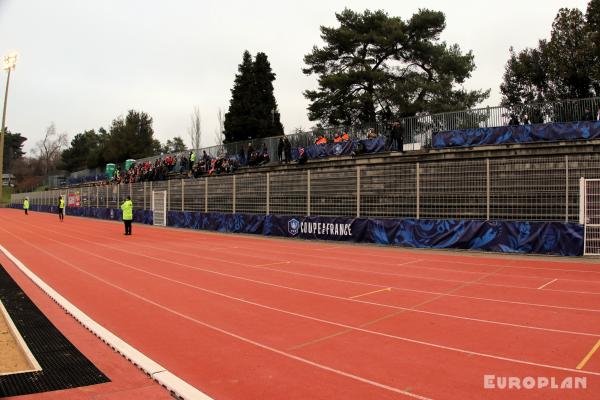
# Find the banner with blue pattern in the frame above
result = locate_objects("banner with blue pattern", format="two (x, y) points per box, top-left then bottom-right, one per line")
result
(433, 121), (600, 148)
(12, 204), (583, 256)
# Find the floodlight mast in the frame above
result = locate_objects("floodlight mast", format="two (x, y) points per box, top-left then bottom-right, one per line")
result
(0, 52), (18, 201)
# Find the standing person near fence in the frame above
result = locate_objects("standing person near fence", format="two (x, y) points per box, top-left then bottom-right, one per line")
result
(23, 197), (29, 215)
(121, 195), (133, 235)
(391, 121), (404, 152)
(283, 136), (292, 164)
(277, 137), (284, 163)
(58, 195), (65, 222)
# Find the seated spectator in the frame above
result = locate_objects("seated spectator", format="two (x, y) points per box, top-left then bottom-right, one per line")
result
(191, 161), (202, 178)
(333, 133), (342, 143)
(297, 147), (308, 165)
(315, 135), (327, 145)
(260, 144), (270, 165)
(248, 151), (259, 166)
(341, 132), (350, 141)
(179, 154), (189, 172)
(508, 114), (519, 126)
(367, 128), (377, 139)
(352, 141), (366, 156)
(522, 114), (530, 125)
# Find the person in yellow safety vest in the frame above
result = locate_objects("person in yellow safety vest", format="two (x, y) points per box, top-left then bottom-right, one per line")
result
(23, 197), (29, 215)
(190, 151), (196, 163)
(121, 195), (133, 235)
(58, 196), (65, 222)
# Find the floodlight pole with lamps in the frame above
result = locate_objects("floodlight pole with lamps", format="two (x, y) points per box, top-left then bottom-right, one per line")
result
(0, 52), (17, 202)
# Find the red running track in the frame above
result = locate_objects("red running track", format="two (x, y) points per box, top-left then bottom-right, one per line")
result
(1, 208), (599, 399)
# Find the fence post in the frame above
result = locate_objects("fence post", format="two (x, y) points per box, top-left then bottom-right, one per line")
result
(105, 185), (108, 208)
(167, 180), (171, 211)
(143, 182), (146, 210)
(232, 175), (236, 214)
(96, 186), (99, 208)
(565, 155), (569, 222)
(266, 172), (270, 215)
(204, 178), (208, 213)
(580, 177), (586, 224)
(307, 169), (311, 216)
(181, 179), (185, 212)
(150, 182), (153, 210)
(486, 158), (490, 220)
(356, 166), (361, 217)
(129, 182), (132, 200)
(416, 162), (420, 219)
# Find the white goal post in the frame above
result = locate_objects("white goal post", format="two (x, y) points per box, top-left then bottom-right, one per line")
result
(152, 190), (167, 227)
(582, 178), (600, 256)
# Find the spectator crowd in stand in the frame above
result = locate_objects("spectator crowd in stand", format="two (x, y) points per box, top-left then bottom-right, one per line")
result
(109, 150), (243, 184)
(87, 128), (389, 187)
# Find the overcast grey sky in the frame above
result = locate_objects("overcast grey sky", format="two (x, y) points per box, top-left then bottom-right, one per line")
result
(0, 0), (591, 153)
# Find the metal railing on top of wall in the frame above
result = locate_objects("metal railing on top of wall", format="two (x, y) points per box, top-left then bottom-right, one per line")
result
(64, 97), (600, 184)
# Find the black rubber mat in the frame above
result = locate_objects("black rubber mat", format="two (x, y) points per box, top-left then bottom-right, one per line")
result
(0, 263), (110, 397)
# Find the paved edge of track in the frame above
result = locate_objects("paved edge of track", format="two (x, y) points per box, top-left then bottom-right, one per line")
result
(0, 244), (212, 400)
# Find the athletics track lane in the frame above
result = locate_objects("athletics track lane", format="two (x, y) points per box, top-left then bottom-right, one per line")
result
(0, 209), (599, 399)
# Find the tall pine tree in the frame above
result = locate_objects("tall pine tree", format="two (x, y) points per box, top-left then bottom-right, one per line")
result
(224, 51), (283, 142)
(253, 52), (284, 138)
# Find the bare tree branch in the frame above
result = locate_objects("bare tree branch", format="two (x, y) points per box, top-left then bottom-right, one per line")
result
(34, 123), (68, 176)
(187, 106), (202, 150)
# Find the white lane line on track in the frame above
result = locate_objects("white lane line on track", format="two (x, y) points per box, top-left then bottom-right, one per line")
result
(253, 261), (291, 268)
(2, 225), (600, 378)
(538, 279), (559, 290)
(0, 245), (212, 400)
(135, 232), (600, 292)
(0, 239), (431, 400)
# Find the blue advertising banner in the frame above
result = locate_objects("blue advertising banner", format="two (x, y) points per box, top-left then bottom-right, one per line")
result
(266, 215), (369, 242)
(433, 120), (600, 149)
(167, 211), (265, 234)
(368, 218), (583, 256)
(12, 204), (583, 256)
(303, 137), (386, 160)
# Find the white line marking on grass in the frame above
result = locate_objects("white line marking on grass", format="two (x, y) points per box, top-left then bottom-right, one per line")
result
(538, 279), (558, 290)
(0, 245), (212, 400)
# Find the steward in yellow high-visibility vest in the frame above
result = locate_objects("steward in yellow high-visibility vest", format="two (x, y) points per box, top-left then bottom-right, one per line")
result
(23, 198), (29, 215)
(58, 196), (65, 222)
(121, 196), (133, 235)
